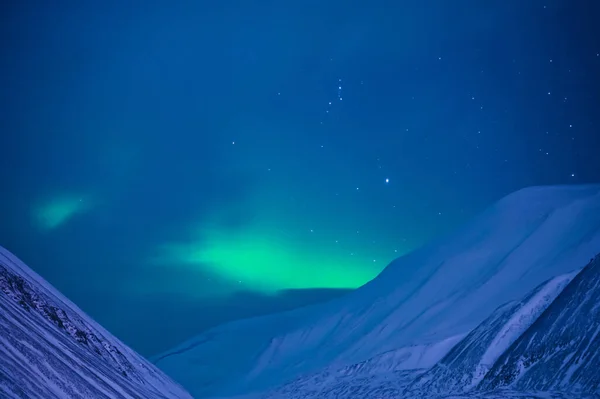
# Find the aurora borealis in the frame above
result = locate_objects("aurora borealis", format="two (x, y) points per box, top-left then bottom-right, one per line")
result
(155, 227), (382, 294)
(1, 1), (600, 356)
(33, 194), (94, 231)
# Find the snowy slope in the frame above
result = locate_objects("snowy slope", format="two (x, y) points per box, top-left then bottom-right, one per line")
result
(479, 254), (600, 393)
(262, 367), (419, 399)
(406, 271), (578, 396)
(155, 184), (600, 398)
(0, 247), (192, 399)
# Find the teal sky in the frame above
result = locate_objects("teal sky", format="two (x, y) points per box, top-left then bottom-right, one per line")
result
(1, 0), (599, 356)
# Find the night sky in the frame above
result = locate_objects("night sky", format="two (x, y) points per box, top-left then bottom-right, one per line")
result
(1, 1), (599, 357)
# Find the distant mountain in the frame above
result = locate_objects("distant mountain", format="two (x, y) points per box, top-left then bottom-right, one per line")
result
(155, 184), (600, 398)
(0, 247), (192, 399)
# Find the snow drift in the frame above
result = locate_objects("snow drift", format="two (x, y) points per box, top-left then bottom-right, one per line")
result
(155, 184), (600, 398)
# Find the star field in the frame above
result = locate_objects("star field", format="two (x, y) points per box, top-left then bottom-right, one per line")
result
(0, 0), (599, 356)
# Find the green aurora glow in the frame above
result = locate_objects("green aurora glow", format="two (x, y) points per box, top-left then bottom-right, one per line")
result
(155, 226), (386, 294)
(33, 194), (93, 231)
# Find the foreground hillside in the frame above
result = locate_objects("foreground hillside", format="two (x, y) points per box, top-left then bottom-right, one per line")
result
(0, 247), (192, 399)
(155, 184), (600, 398)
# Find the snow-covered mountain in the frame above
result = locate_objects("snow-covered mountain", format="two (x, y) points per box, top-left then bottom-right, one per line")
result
(0, 247), (192, 399)
(223, 247), (600, 399)
(155, 184), (600, 398)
